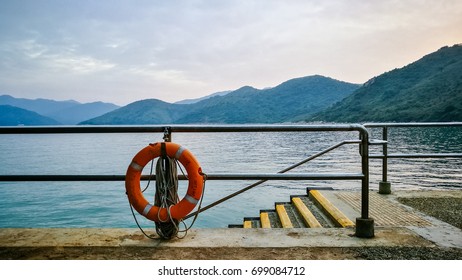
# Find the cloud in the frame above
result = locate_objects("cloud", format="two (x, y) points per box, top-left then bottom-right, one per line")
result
(0, 0), (461, 104)
(1, 38), (115, 74)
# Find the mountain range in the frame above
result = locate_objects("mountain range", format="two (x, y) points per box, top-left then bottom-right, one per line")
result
(81, 75), (360, 124)
(1, 44), (461, 126)
(0, 95), (119, 125)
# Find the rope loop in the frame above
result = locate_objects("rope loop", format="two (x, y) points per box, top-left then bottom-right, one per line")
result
(154, 155), (179, 239)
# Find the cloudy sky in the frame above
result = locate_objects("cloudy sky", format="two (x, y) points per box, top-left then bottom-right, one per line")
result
(1, 0), (461, 105)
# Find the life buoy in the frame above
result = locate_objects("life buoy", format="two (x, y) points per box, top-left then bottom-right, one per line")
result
(125, 142), (203, 222)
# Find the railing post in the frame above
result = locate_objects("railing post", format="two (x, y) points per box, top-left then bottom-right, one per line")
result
(378, 126), (391, 194)
(355, 126), (374, 238)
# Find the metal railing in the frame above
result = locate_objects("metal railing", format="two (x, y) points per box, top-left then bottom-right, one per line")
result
(0, 124), (374, 237)
(364, 122), (462, 194)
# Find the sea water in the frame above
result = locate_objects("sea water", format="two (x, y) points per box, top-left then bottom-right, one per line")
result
(0, 126), (460, 228)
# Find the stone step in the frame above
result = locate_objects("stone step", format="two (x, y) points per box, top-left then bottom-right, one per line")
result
(237, 188), (355, 229)
(275, 203), (293, 228)
(291, 197), (322, 228)
(295, 195), (336, 228)
(260, 210), (282, 228)
(243, 217), (260, 228)
(309, 190), (355, 228)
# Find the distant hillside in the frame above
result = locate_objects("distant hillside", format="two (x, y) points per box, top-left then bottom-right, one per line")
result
(0, 105), (61, 126)
(174, 90), (232, 104)
(47, 101), (120, 124)
(0, 95), (78, 116)
(175, 76), (360, 123)
(81, 99), (189, 124)
(0, 95), (119, 124)
(82, 75), (360, 124)
(311, 44), (462, 122)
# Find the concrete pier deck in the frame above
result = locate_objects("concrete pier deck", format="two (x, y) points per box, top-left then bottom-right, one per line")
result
(1, 190), (461, 260)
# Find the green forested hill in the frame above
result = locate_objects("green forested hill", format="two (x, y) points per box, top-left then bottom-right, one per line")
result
(177, 75), (360, 123)
(0, 105), (61, 126)
(311, 44), (462, 122)
(82, 75), (360, 124)
(81, 99), (190, 124)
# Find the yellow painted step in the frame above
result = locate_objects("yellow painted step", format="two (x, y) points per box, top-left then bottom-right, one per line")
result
(260, 212), (271, 228)
(309, 190), (355, 228)
(243, 220), (252, 228)
(276, 204), (293, 228)
(291, 197), (322, 228)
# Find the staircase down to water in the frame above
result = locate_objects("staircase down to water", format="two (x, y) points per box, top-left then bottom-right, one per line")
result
(229, 188), (356, 229)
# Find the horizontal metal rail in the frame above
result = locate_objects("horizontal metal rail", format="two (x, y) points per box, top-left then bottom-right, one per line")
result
(370, 153), (462, 159)
(364, 122), (462, 161)
(0, 140), (364, 216)
(0, 124), (368, 134)
(364, 122), (461, 194)
(0, 173), (364, 182)
(0, 124), (373, 236)
(0, 139), (363, 184)
(364, 122), (462, 128)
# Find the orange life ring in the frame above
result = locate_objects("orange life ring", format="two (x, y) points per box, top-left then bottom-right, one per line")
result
(125, 142), (203, 222)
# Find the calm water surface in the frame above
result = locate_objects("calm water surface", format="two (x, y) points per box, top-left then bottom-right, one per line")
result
(0, 126), (460, 228)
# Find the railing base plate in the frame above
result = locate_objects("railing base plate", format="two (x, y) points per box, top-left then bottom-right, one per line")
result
(379, 181), (392, 194)
(355, 218), (375, 238)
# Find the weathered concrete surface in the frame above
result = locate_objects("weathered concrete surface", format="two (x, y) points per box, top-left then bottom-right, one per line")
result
(0, 227), (433, 248)
(0, 190), (460, 259)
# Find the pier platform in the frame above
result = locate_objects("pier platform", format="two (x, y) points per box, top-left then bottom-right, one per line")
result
(0, 189), (461, 260)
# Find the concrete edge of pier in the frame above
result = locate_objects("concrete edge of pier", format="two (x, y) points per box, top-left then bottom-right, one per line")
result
(0, 189), (461, 259)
